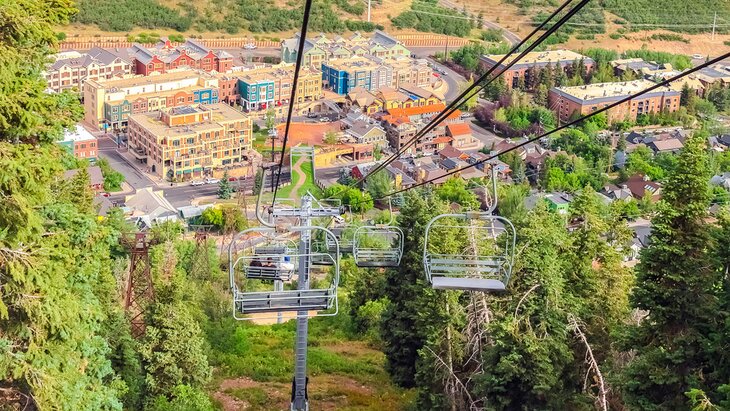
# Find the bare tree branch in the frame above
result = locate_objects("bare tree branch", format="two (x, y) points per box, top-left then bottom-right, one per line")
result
(568, 314), (608, 411)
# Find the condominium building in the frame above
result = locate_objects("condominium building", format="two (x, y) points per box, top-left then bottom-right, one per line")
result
(322, 56), (432, 95)
(44, 47), (133, 94)
(322, 57), (393, 95)
(84, 71), (220, 131)
(480, 49), (594, 89)
(694, 65), (730, 94)
(127, 104), (252, 180)
(281, 30), (410, 67)
(130, 39), (234, 75)
(548, 79), (680, 123)
(227, 64), (322, 111)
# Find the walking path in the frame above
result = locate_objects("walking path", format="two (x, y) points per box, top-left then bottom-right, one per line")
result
(289, 156), (307, 198)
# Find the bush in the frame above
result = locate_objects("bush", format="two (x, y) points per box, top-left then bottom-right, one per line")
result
(481, 28), (503, 42)
(96, 157), (125, 191)
(609, 33), (622, 40)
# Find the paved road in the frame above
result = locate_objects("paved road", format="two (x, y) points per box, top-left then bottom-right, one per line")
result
(97, 138), (156, 189)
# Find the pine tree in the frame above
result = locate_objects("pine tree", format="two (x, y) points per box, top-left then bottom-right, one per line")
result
(621, 134), (722, 409)
(218, 171), (232, 199)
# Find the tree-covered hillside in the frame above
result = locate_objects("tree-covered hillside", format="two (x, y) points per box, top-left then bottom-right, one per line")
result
(74, 0), (383, 34)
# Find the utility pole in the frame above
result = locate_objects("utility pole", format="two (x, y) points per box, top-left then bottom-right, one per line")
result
(444, 36), (449, 61)
(712, 12), (717, 40)
(367, 0), (371, 22)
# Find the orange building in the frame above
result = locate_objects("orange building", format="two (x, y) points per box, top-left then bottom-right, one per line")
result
(548, 79), (681, 123)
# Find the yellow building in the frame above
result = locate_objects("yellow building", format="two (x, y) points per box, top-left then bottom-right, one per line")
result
(127, 103), (252, 181)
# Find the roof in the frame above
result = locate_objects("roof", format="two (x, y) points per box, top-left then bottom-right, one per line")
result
(432, 136), (453, 144)
(128, 103), (248, 137)
(550, 79), (679, 104)
(49, 47), (129, 71)
(64, 166), (104, 187)
(398, 84), (438, 99)
(62, 125), (97, 143)
(387, 103), (446, 118)
(125, 187), (178, 221)
(88, 70), (213, 90)
(482, 49), (592, 68)
(346, 121), (385, 139)
(647, 138), (684, 152)
(446, 123), (471, 136)
(439, 145), (465, 159)
(625, 174), (662, 200)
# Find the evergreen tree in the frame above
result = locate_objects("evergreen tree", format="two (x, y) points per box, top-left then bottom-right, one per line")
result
(621, 134), (722, 409)
(217, 171), (232, 199)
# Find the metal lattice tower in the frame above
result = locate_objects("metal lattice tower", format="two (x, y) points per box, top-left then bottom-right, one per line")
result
(122, 233), (154, 337)
(190, 225), (213, 279)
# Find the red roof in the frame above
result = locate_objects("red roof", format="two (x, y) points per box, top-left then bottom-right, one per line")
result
(387, 103), (446, 118)
(432, 136), (453, 144)
(446, 122), (471, 136)
(382, 114), (410, 125)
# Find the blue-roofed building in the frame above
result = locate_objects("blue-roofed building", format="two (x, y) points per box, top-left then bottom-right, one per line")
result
(321, 57), (393, 95)
(238, 78), (275, 110)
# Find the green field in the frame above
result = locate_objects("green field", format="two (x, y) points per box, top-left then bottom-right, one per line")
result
(276, 151), (322, 199)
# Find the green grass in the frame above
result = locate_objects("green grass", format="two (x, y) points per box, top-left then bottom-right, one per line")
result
(276, 153), (322, 199)
(224, 387), (270, 409)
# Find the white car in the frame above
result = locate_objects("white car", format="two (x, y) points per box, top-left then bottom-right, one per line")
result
(244, 43), (257, 50)
(692, 54), (704, 59)
(190, 180), (205, 186)
(205, 178), (220, 184)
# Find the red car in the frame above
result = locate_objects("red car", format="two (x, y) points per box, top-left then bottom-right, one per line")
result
(99, 192), (111, 197)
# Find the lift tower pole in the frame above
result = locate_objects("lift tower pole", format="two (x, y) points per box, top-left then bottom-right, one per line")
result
(292, 194), (313, 411)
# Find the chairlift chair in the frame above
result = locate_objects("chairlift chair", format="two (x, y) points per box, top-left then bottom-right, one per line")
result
(352, 198), (403, 268)
(229, 226), (340, 320)
(423, 172), (516, 292)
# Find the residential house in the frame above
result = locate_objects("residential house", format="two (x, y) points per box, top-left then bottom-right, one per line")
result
(446, 122), (482, 150)
(544, 192), (573, 214)
(124, 187), (179, 229)
(346, 87), (383, 114)
(647, 138), (684, 154)
(710, 172), (730, 190)
(398, 84), (444, 107)
(625, 174), (662, 201)
(64, 166), (105, 191)
(694, 65), (730, 95)
(227, 64), (322, 111)
(344, 120), (387, 146)
(126, 104), (253, 180)
(610, 58), (674, 79)
(281, 30), (411, 67)
(58, 125), (99, 161)
(601, 183), (634, 201)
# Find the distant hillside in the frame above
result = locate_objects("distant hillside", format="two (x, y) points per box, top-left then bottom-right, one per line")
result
(73, 0), (384, 35)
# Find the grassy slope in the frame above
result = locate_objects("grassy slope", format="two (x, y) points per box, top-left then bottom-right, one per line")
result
(276, 151), (321, 199)
(207, 305), (415, 410)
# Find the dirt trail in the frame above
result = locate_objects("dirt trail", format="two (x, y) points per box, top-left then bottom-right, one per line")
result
(289, 155), (307, 198)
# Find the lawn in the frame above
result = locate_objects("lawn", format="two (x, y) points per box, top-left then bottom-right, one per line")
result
(276, 152), (322, 199)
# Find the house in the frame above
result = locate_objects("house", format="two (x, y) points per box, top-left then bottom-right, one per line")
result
(344, 120), (387, 146)
(58, 125), (99, 161)
(625, 174), (662, 201)
(446, 122), (481, 150)
(346, 87), (382, 114)
(124, 187), (178, 229)
(385, 165), (416, 189)
(544, 192), (573, 214)
(647, 138), (684, 154)
(398, 84), (444, 107)
(130, 39), (233, 75)
(438, 145), (467, 161)
(64, 166), (105, 191)
(178, 204), (215, 220)
(627, 221), (652, 261)
(44, 47), (132, 94)
(601, 183), (634, 201)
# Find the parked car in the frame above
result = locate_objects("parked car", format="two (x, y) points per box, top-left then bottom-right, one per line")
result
(319, 117), (330, 123)
(692, 54), (704, 59)
(228, 176), (238, 182)
(307, 112), (318, 118)
(244, 43), (257, 50)
(190, 180), (205, 186)
(205, 177), (220, 184)
(99, 192), (111, 197)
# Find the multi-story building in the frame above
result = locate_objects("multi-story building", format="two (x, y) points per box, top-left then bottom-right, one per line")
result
(281, 30), (410, 67)
(322, 56), (433, 95)
(44, 47), (133, 95)
(694, 65), (730, 94)
(84, 71), (220, 131)
(58, 125), (99, 161)
(127, 104), (252, 180)
(548, 79), (680, 123)
(228, 65), (322, 111)
(322, 57), (393, 95)
(130, 39), (234, 75)
(381, 103), (464, 155)
(480, 49), (594, 89)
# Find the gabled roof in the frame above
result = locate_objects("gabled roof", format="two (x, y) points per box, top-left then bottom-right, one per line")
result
(64, 166), (104, 187)
(625, 174), (662, 200)
(446, 123), (471, 136)
(647, 138), (683, 153)
(439, 144), (465, 159)
(125, 187), (177, 221)
(386, 103), (446, 118)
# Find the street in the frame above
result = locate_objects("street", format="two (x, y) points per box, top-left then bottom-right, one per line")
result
(98, 138), (156, 189)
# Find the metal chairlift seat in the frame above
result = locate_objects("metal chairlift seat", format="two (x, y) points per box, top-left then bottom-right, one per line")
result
(229, 225), (341, 320)
(327, 227), (353, 253)
(353, 226), (404, 268)
(423, 213), (516, 292)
